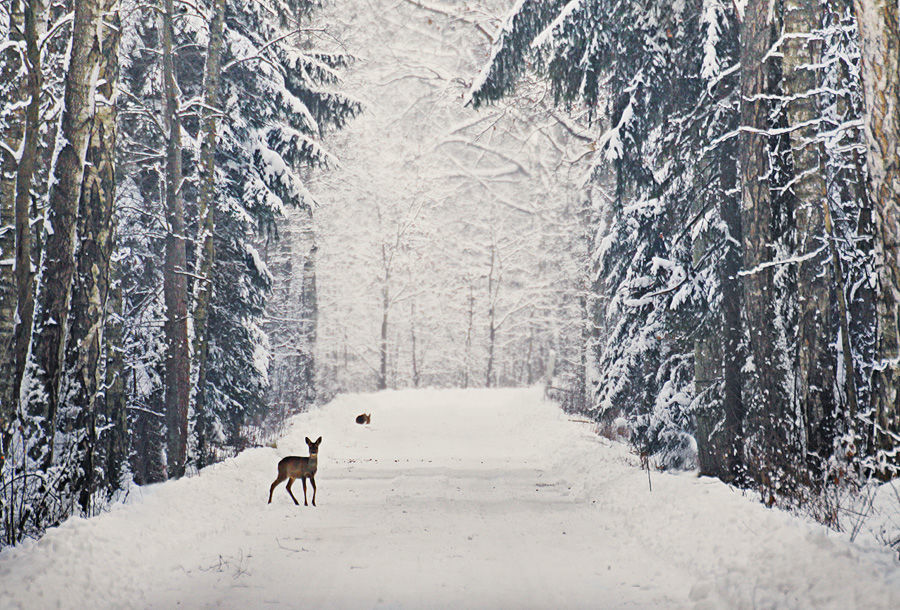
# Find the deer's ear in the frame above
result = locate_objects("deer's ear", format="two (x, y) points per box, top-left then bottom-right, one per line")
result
(305, 437), (312, 444)
(315, 436), (322, 445)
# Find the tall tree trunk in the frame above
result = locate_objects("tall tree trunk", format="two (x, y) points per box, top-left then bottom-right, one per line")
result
(65, 0), (120, 515)
(161, 0), (190, 479)
(299, 241), (317, 406)
(739, 0), (791, 495)
(463, 281), (474, 389)
(851, 0), (900, 474)
(192, 0), (226, 434)
(2, 0), (44, 442)
(410, 300), (419, 387)
(22, 0), (102, 481)
(379, 279), (389, 390)
(719, 139), (745, 480)
(782, 0), (834, 475)
(103, 267), (127, 496)
(486, 242), (497, 388)
(0, 0), (26, 451)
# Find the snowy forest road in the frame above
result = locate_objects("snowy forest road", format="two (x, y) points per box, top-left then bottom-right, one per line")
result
(1, 388), (898, 608)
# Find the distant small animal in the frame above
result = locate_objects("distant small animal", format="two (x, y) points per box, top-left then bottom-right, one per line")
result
(355, 413), (371, 424)
(268, 436), (322, 506)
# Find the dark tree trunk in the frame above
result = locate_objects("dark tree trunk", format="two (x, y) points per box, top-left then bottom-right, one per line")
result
(161, 0), (190, 479)
(2, 0), (43, 436)
(103, 271), (128, 496)
(738, 0), (793, 495)
(192, 0), (227, 434)
(719, 139), (745, 481)
(0, 0), (27, 454)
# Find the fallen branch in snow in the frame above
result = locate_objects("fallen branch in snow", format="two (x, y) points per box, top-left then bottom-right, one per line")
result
(275, 537), (310, 553)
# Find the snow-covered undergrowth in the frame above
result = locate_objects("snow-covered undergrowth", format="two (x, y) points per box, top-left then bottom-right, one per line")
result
(1, 388), (897, 608)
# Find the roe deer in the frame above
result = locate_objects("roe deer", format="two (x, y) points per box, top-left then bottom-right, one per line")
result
(355, 413), (371, 424)
(268, 436), (322, 506)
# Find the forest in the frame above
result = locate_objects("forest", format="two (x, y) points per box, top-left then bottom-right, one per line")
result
(1, 0), (899, 551)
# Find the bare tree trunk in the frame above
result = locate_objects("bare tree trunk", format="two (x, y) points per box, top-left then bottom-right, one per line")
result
(2, 0), (44, 430)
(192, 0), (226, 430)
(0, 0), (27, 448)
(23, 0), (103, 478)
(65, 0), (120, 514)
(486, 241), (497, 388)
(299, 241), (318, 406)
(409, 300), (419, 387)
(463, 281), (474, 389)
(852, 0), (900, 474)
(720, 145), (745, 481)
(782, 0), (834, 473)
(103, 268), (127, 495)
(378, 279), (389, 390)
(161, 0), (190, 479)
(739, 0), (792, 494)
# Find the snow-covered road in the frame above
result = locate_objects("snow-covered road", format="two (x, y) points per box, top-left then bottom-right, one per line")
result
(1, 388), (898, 608)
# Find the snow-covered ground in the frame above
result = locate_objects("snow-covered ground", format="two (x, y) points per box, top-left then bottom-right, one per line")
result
(0, 388), (897, 608)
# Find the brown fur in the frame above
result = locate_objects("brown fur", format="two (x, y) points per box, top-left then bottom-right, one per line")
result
(267, 436), (321, 506)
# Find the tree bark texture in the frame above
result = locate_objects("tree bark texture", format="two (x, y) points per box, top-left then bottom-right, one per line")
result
(739, 0), (793, 492)
(719, 139), (745, 480)
(103, 267), (127, 495)
(0, 0), (26, 453)
(23, 0), (102, 474)
(161, 0), (190, 479)
(192, 0), (226, 430)
(65, 0), (120, 514)
(7, 0), (43, 414)
(782, 0), (835, 472)
(2, 0), (43, 445)
(852, 0), (900, 474)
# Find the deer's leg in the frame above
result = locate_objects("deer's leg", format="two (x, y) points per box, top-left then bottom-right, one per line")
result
(285, 477), (300, 505)
(268, 473), (286, 504)
(301, 477), (309, 506)
(310, 475), (316, 507)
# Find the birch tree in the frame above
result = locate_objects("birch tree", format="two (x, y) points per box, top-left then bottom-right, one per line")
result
(22, 0), (103, 481)
(781, 0), (836, 471)
(63, 0), (121, 514)
(852, 0), (900, 474)
(0, 1), (23, 417)
(1, 0), (45, 425)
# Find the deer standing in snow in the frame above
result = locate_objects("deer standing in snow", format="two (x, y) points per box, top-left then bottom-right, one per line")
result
(355, 413), (371, 424)
(268, 436), (321, 506)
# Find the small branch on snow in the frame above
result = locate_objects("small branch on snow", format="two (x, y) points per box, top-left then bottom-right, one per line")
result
(276, 537), (310, 553)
